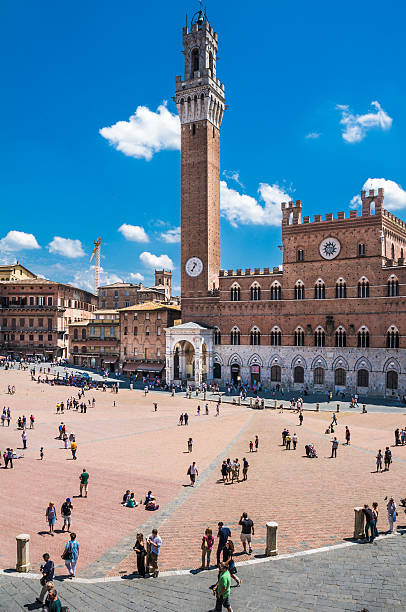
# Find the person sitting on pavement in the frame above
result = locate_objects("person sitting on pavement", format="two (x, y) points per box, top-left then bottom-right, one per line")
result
(122, 490), (131, 505)
(126, 492), (138, 508)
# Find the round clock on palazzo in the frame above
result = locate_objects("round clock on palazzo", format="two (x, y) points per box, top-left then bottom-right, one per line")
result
(185, 256), (203, 277)
(319, 237), (341, 260)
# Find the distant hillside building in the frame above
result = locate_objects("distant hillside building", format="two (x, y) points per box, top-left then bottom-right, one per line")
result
(98, 270), (173, 309)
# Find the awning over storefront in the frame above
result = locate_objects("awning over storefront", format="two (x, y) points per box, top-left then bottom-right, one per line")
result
(102, 357), (118, 364)
(123, 362), (138, 371)
(134, 362), (164, 373)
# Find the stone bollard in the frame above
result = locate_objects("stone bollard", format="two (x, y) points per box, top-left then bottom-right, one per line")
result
(362, 404), (367, 413)
(204, 391), (206, 400)
(16, 534), (30, 572)
(238, 396), (241, 405)
(274, 400), (277, 409)
(316, 403), (320, 411)
(250, 398), (253, 408)
(336, 403), (340, 412)
(265, 521), (278, 556)
(353, 507), (365, 539)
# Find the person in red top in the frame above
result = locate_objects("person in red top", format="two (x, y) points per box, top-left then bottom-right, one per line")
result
(30, 415), (35, 429)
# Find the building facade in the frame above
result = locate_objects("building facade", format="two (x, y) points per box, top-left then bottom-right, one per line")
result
(166, 11), (406, 396)
(0, 276), (97, 360)
(98, 270), (172, 310)
(68, 310), (120, 371)
(120, 302), (180, 379)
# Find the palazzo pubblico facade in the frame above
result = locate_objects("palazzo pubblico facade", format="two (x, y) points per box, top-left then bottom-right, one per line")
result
(165, 11), (406, 397)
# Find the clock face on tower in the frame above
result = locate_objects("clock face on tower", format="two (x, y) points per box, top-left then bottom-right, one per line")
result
(319, 237), (341, 260)
(185, 257), (203, 277)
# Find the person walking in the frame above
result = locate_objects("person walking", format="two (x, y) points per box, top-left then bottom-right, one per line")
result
(216, 522), (231, 565)
(292, 433), (297, 450)
(63, 432), (68, 449)
(285, 433), (292, 450)
(201, 527), (214, 569)
(184, 412), (189, 425)
(61, 498), (73, 532)
(384, 447), (392, 471)
(223, 540), (241, 586)
(376, 449), (383, 472)
(133, 533), (146, 577)
(331, 437), (338, 458)
(299, 412), (303, 426)
(332, 413), (337, 425)
(79, 468), (89, 497)
(63, 532), (79, 578)
(188, 461), (198, 486)
(146, 528), (162, 577)
(249, 440), (254, 453)
(71, 439), (77, 460)
(372, 502), (379, 539)
(21, 431), (27, 449)
(387, 498), (397, 534)
(254, 435), (259, 452)
(187, 437), (193, 452)
(239, 512), (254, 554)
(345, 426), (351, 445)
(37, 553), (54, 605)
(30, 414), (35, 429)
(213, 563), (233, 612)
(46, 588), (63, 612)
(46, 502), (57, 535)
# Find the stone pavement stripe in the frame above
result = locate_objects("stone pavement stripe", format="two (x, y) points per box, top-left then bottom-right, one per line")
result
(80, 411), (255, 578)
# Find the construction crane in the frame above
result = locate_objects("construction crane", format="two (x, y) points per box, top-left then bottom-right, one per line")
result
(89, 237), (102, 295)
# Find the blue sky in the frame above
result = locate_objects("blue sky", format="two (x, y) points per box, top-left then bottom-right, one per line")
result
(1, 0), (405, 293)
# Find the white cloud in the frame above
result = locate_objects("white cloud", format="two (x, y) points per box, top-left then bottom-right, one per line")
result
(72, 267), (123, 293)
(100, 102), (180, 161)
(160, 227), (181, 243)
(48, 236), (85, 258)
(118, 224), (149, 243)
(139, 251), (173, 270)
(0, 230), (40, 252)
(337, 101), (392, 143)
(351, 178), (406, 211)
(306, 132), (321, 139)
(129, 272), (145, 282)
(220, 180), (291, 227)
(222, 170), (245, 188)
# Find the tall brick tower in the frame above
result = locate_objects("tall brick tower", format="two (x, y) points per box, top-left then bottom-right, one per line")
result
(175, 10), (225, 298)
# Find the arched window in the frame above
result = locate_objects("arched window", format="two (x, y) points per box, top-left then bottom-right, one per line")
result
(214, 328), (221, 345)
(314, 367), (325, 385)
(357, 327), (370, 348)
(250, 283), (261, 301)
(387, 370), (398, 390)
(294, 366), (304, 383)
(295, 281), (305, 300)
(358, 278), (369, 298)
(335, 368), (346, 386)
(386, 326), (399, 348)
(314, 327), (325, 347)
(388, 276), (399, 297)
(73, 345), (78, 353)
(213, 362), (221, 379)
(81, 346), (87, 354)
(209, 51), (214, 74)
(335, 278), (347, 298)
(358, 243), (366, 256)
(357, 369), (369, 387)
(250, 327), (261, 345)
(294, 327), (304, 346)
(230, 285), (240, 301)
(81, 328), (86, 340)
(230, 327), (240, 345)
(297, 249), (304, 262)
(270, 327), (282, 346)
(314, 279), (325, 299)
(401, 248), (404, 260)
(73, 328), (78, 340)
(191, 48), (199, 75)
(270, 282), (281, 300)
(391, 243), (395, 259)
(335, 327), (346, 347)
(271, 365), (281, 382)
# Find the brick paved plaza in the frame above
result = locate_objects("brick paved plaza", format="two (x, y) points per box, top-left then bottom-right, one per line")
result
(1, 367), (406, 581)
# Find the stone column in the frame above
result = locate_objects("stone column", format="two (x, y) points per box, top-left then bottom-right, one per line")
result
(166, 351), (174, 385)
(179, 350), (186, 380)
(265, 521), (278, 556)
(207, 351), (214, 384)
(316, 403), (320, 411)
(353, 507), (365, 539)
(16, 533), (30, 572)
(194, 349), (202, 385)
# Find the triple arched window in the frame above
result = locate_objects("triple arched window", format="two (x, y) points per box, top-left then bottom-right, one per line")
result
(386, 326), (399, 348)
(270, 282), (281, 300)
(314, 279), (325, 299)
(335, 278), (347, 298)
(214, 327), (221, 345)
(295, 281), (305, 300)
(270, 327), (282, 346)
(230, 284), (241, 301)
(250, 283), (261, 301)
(250, 327), (261, 345)
(357, 327), (370, 348)
(358, 278), (370, 298)
(314, 327), (325, 347)
(230, 327), (241, 345)
(388, 276), (399, 297)
(294, 327), (304, 346)
(335, 326), (347, 348)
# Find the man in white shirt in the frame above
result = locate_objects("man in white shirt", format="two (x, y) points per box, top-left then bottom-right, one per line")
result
(188, 461), (199, 486)
(147, 529), (162, 577)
